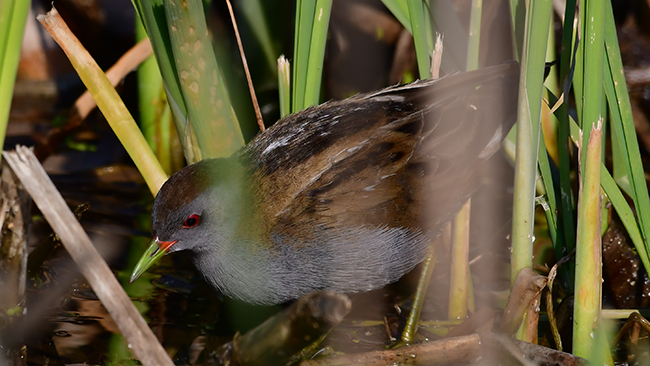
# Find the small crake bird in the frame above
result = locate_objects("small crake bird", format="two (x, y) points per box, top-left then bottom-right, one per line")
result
(130, 62), (520, 305)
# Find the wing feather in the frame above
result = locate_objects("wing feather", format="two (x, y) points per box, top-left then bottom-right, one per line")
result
(239, 62), (519, 246)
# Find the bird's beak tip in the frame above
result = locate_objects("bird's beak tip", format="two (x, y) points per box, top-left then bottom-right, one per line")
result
(129, 239), (167, 284)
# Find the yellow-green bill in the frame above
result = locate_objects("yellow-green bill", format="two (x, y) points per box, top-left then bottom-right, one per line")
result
(130, 240), (167, 283)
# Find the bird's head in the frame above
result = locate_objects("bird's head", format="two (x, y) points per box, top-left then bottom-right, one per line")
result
(130, 159), (243, 283)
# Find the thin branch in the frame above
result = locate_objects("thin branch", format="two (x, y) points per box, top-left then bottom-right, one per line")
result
(225, 0), (265, 131)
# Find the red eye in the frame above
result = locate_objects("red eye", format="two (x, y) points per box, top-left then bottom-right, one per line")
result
(183, 214), (200, 229)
